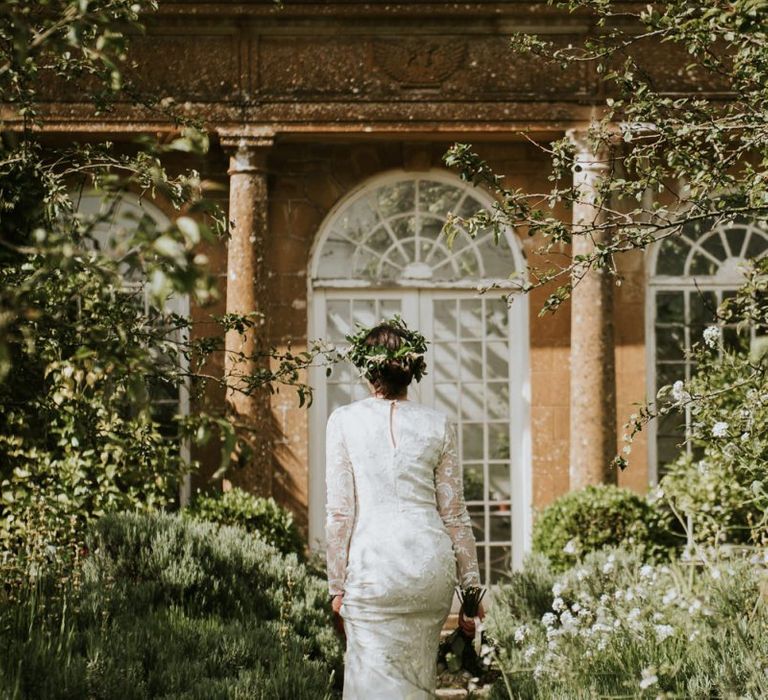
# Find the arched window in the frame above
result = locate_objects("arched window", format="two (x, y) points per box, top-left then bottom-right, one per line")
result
(309, 170), (531, 583)
(311, 173), (522, 285)
(647, 216), (768, 479)
(75, 191), (192, 502)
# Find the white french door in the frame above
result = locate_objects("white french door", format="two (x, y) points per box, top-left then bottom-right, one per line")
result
(309, 287), (530, 582)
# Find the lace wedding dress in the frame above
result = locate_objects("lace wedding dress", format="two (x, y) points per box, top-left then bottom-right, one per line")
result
(326, 396), (480, 699)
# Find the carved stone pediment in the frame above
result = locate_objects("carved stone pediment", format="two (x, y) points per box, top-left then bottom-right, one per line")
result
(373, 39), (466, 88)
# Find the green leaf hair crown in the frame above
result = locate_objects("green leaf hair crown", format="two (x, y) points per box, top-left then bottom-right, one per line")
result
(344, 314), (429, 383)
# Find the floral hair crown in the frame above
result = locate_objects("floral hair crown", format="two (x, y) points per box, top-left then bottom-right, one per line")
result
(344, 314), (429, 383)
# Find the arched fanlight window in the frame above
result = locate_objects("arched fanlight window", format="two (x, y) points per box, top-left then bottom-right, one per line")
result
(75, 191), (191, 500)
(647, 216), (768, 479)
(311, 172), (523, 286)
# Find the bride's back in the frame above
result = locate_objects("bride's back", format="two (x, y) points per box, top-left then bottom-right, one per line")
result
(330, 396), (448, 516)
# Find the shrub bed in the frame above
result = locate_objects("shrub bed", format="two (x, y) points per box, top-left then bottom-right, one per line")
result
(0, 512), (342, 699)
(184, 487), (304, 557)
(532, 484), (680, 570)
(486, 547), (768, 699)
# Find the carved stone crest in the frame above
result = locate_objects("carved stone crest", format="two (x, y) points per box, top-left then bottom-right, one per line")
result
(373, 39), (466, 88)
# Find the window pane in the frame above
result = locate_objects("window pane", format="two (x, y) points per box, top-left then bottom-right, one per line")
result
(488, 463), (512, 501)
(433, 299), (458, 339)
(486, 341), (509, 379)
(489, 423), (510, 460)
(459, 342), (484, 382)
(434, 384), (459, 421)
(689, 290), (718, 325)
(432, 343), (458, 382)
(463, 463), (485, 502)
(655, 325), (686, 361)
(655, 291), (684, 324)
(469, 504), (485, 543)
(486, 381), (510, 420)
(461, 383), (486, 422)
(458, 299), (483, 338)
(489, 514), (512, 543)
(489, 545), (512, 584)
(462, 423), (484, 461)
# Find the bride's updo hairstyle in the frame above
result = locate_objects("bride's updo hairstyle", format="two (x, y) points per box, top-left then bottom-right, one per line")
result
(345, 316), (428, 399)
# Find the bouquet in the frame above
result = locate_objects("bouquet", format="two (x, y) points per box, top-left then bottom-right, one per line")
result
(437, 586), (496, 676)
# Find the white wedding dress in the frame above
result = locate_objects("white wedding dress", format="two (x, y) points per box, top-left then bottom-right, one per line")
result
(325, 396), (480, 699)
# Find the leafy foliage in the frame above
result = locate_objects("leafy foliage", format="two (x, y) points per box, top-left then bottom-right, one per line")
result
(488, 547), (768, 699)
(531, 485), (680, 570)
(639, 257), (768, 547)
(0, 512), (342, 699)
(184, 487), (304, 556)
(446, 1), (768, 315)
(0, 0), (337, 568)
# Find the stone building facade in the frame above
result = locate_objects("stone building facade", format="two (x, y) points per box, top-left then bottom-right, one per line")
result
(28, 2), (754, 583)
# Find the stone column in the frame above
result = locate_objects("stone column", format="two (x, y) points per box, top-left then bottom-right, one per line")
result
(567, 128), (618, 488)
(219, 129), (274, 495)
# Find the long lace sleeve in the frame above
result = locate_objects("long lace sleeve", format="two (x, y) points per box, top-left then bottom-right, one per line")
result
(325, 409), (356, 596)
(435, 419), (481, 589)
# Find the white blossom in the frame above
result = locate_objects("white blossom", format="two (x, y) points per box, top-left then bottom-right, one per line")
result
(542, 612), (557, 627)
(712, 421), (729, 438)
(640, 564), (654, 579)
(563, 539), (579, 556)
(671, 380), (690, 403)
(640, 666), (659, 690)
(552, 581), (565, 597)
(703, 325), (721, 348)
(514, 625), (528, 643)
(654, 624), (675, 642)
(552, 597), (566, 612)
(662, 589), (677, 605)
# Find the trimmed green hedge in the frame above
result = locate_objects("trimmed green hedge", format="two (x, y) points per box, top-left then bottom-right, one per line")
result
(184, 487), (304, 557)
(532, 484), (679, 570)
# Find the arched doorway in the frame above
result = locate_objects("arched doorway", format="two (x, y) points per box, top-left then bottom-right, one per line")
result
(308, 169), (531, 582)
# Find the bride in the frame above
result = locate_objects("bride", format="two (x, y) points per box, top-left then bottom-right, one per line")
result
(325, 317), (484, 699)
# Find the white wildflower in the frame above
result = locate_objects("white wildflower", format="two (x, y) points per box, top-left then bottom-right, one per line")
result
(628, 607), (641, 621)
(671, 380), (690, 403)
(542, 612), (557, 628)
(563, 539), (579, 556)
(712, 421), (729, 438)
(703, 325), (721, 348)
(640, 666), (659, 690)
(711, 568), (722, 580)
(688, 599), (702, 615)
(552, 597), (566, 612)
(742, 432), (751, 442)
(576, 568), (588, 581)
(514, 625), (528, 644)
(552, 581), (565, 597)
(655, 624), (675, 642)
(662, 589), (677, 605)
(523, 645), (536, 662)
(640, 564), (654, 579)
(560, 610), (576, 630)
(602, 560), (615, 574)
